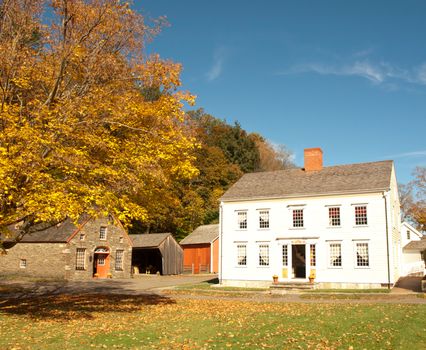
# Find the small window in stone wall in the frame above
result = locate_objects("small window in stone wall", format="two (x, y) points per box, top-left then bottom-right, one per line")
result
(19, 259), (27, 269)
(99, 226), (107, 240)
(80, 233), (86, 241)
(115, 250), (124, 271)
(76, 248), (86, 270)
(119, 236), (124, 243)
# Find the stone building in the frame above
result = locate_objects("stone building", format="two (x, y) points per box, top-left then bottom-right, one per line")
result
(0, 215), (132, 279)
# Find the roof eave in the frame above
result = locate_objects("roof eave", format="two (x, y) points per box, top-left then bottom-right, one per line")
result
(220, 188), (391, 203)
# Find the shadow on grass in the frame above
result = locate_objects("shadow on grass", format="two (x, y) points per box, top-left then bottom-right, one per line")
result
(0, 293), (175, 320)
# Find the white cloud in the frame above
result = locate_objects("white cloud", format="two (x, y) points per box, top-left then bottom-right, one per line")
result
(206, 47), (227, 81)
(384, 150), (426, 159)
(280, 59), (426, 87)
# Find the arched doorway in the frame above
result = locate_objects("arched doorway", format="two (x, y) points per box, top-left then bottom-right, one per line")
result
(93, 247), (110, 278)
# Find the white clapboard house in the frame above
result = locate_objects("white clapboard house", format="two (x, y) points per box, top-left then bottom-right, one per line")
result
(219, 148), (424, 288)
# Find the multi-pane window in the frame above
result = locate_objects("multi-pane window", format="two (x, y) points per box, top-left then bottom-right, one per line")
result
(75, 248), (86, 270)
(407, 230), (410, 240)
(356, 243), (369, 267)
(97, 256), (106, 266)
(258, 244), (269, 266)
(99, 226), (107, 240)
(237, 244), (247, 266)
(292, 209), (304, 227)
(115, 250), (124, 271)
(329, 243), (342, 267)
(19, 259), (27, 269)
(237, 211), (248, 229)
(310, 244), (316, 267)
(328, 207), (341, 226)
(259, 210), (270, 229)
(282, 245), (288, 266)
(355, 206), (368, 225)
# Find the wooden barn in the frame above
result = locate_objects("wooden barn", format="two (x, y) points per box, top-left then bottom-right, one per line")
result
(130, 233), (183, 275)
(180, 224), (219, 274)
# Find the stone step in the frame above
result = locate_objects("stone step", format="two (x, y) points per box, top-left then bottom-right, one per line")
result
(270, 282), (315, 290)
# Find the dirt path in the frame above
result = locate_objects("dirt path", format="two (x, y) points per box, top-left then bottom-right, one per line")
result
(1, 276), (425, 304)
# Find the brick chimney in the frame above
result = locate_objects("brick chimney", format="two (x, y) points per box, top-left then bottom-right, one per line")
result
(304, 148), (323, 172)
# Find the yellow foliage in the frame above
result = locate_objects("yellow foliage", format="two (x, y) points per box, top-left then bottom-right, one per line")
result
(0, 0), (198, 233)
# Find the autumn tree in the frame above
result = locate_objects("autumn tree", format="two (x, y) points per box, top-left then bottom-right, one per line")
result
(0, 0), (197, 241)
(399, 166), (426, 232)
(249, 133), (294, 171)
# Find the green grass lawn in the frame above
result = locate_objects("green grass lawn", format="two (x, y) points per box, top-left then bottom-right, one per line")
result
(0, 294), (425, 349)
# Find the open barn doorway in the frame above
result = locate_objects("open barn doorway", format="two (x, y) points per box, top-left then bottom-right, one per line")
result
(131, 248), (162, 275)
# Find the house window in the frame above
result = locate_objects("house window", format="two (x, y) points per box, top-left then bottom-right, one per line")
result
(407, 230), (410, 240)
(292, 209), (304, 228)
(329, 243), (342, 267)
(237, 211), (247, 230)
(97, 256), (106, 266)
(119, 236), (124, 243)
(328, 207), (341, 226)
(237, 244), (247, 266)
(75, 248), (86, 270)
(356, 243), (369, 267)
(258, 244), (269, 266)
(99, 226), (107, 240)
(355, 206), (368, 225)
(19, 259), (27, 269)
(310, 244), (316, 267)
(80, 233), (85, 241)
(115, 250), (124, 271)
(282, 245), (288, 266)
(258, 210), (270, 229)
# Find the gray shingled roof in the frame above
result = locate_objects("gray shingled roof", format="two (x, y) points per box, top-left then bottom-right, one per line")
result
(2, 218), (81, 243)
(130, 233), (171, 248)
(404, 238), (426, 251)
(221, 160), (393, 201)
(180, 224), (219, 245)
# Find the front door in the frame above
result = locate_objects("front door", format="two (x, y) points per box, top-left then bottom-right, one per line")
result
(94, 253), (110, 278)
(292, 244), (306, 278)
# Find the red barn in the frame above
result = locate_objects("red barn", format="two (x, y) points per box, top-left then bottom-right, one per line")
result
(180, 224), (219, 274)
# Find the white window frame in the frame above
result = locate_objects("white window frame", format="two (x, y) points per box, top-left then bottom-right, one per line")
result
(236, 210), (248, 230)
(258, 209), (270, 229)
(99, 226), (107, 240)
(310, 244), (316, 267)
(19, 259), (27, 269)
(292, 208), (304, 228)
(258, 243), (270, 267)
(236, 243), (247, 267)
(354, 241), (370, 268)
(75, 248), (86, 270)
(328, 206), (341, 227)
(354, 205), (368, 226)
(328, 242), (342, 268)
(115, 249), (124, 271)
(282, 244), (289, 267)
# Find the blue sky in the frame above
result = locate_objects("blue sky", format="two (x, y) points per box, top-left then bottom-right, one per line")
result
(137, 0), (426, 184)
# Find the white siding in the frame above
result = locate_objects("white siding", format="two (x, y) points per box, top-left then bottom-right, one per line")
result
(220, 192), (394, 287)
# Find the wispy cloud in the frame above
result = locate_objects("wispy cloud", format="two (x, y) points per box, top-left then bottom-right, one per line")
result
(279, 58), (426, 87)
(206, 47), (227, 81)
(384, 150), (426, 159)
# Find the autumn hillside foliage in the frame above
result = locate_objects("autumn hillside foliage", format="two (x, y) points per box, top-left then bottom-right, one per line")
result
(135, 109), (295, 239)
(0, 0), (198, 237)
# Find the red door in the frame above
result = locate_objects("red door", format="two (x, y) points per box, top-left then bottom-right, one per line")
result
(94, 253), (110, 278)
